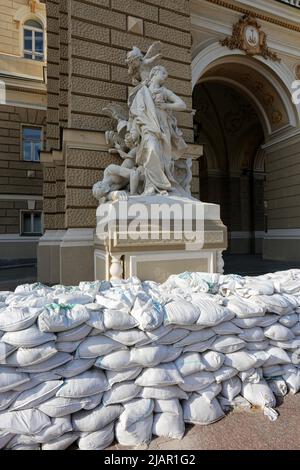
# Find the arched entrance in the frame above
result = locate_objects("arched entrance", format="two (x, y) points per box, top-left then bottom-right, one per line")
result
(192, 44), (299, 257)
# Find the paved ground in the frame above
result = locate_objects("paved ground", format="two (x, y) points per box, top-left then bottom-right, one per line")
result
(108, 393), (300, 450)
(0, 265), (37, 291)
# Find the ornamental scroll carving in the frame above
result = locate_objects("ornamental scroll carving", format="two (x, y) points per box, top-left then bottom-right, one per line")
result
(220, 14), (281, 62)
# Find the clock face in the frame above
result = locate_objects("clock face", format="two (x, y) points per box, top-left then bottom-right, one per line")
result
(244, 26), (259, 47)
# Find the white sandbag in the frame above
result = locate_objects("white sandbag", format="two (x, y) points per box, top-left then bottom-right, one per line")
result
(212, 336), (246, 354)
(85, 306), (105, 332)
(224, 351), (259, 372)
(106, 367), (142, 387)
(130, 345), (182, 367)
(174, 329), (215, 348)
(264, 323), (294, 341)
(0, 366), (29, 392)
(95, 350), (132, 371)
(242, 380), (276, 408)
(6, 293), (51, 308)
(269, 338), (300, 350)
(153, 410), (185, 440)
(279, 314), (298, 328)
(10, 380), (63, 411)
(2, 325), (56, 348)
(164, 299), (200, 326)
(56, 324), (92, 342)
(263, 346), (291, 366)
(214, 366), (238, 384)
(192, 296), (234, 326)
(253, 294), (295, 315)
(104, 329), (148, 347)
(218, 395), (251, 412)
(0, 431), (13, 449)
(57, 369), (109, 398)
(221, 377), (242, 400)
(291, 323), (300, 335)
(42, 432), (80, 450)
(55, 293), (93, 305)
(38, 396), (88, 417)
(17, 352), (72, 373)
(135, 363), (183, 387)
(226, 297), (266, 318)
(4, 342), (57, 367)
(145, 325), (173, 342)
(197, 382), (222, 403)
(183, 336), (216, 353)
(179, 371), (215, 392)
(38, 304), (90, 332)
(78, 422), (114, 450)
(238, 327), (265, 342)
(154, 398), (182, 415)
(0, 342), (17, 362)
(96, 288), (135, 312)
(102, 381), (141, 405)
(0, 390), (20, 411)
(140, 385), (188, 400)
(246, 340), (270, 351)
(56, 340), (82, 353)
(5, 434), (39, 450)
(157, 328), (190, 345)
(0, 408), (51, 434)
(201, 351), (225, 371)
(175, 352), (205, 377)
(115, 414), (153, 447)
(103, 309), (138, 330)
(263, 365), (283, 378)
(250, 350), (269, 367)
(119, 398), (153, 428)
(232, 315), (277, 329)
(55, 358), (95, 378)
(239, 368), (262, 383)
(72, 404), (123, 432)
(76, 335), (125, 359)
(268, 378), (288, 397)
(0, 306), (40, 332)
(81, 393), (103, 410)
(31, 416), (72, 443)
(212, 321), (242, 336)
(183, 394), (224, 425)
(283, 366), (300, 394)
(131, 293), (164, 331)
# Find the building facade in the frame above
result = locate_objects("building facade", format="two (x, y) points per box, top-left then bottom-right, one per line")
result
(0, 0), (46, 262)
(30, 0), (300, 284)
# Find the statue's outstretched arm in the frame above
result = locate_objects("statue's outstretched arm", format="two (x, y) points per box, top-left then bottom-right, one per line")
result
(158, 89), (187, 112)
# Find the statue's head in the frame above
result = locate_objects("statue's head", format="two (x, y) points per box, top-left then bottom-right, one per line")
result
(92, 180), (110, 200)
(126, 47), (143, 67)
(149, 65), (168, 85)
(125, 128), (139, 149)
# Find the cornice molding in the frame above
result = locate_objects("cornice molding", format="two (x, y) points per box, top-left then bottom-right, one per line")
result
(196, 0), (300, 33)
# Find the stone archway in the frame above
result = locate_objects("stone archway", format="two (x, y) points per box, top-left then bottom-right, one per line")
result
(192, 43), (300, 259)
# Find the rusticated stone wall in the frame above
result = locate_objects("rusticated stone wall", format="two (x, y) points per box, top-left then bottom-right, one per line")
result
(43, 0), (197, 231)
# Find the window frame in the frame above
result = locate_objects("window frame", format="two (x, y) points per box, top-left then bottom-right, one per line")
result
(21, 124), (43, 162)
(23, 20), (44, 61)
(20, 210), (43, 237)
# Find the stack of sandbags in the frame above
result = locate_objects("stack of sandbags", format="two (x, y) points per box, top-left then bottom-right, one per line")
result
(0, 270), (300, 450)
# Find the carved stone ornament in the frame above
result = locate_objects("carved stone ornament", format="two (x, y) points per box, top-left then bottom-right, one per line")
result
(220, 14), (280, 62)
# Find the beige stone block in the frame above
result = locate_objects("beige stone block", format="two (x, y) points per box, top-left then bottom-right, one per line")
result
(72, 58), (110, 81)
(71, 39), (125, 65)
(111, 65), (131, 85)
(66, 187), (97, 208)
(56, 197), (65, 212)
(67, 148), (121, 169)
(112, 0), (158, 20)
(149, 0), (189, 15)
(70, 95), (111, 115)
(159, 8), (191, 31)
(43, 198), (57, 213)
(145, 22), (191, 47)
(60, 245), (94, 283)
(56, 181), (66, 197)
(71, 19), (110, 43)
(66, 168), (100, 187)
(72, 1), (126, 30)
(70, 113), (114, 132)
(167, 77), (192, 97)
(44, 182), (56, 197)
(66, 208), (96, 227)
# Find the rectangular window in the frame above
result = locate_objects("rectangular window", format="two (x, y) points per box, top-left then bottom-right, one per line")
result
(20, 211), (43, 236)
(22, 127), (42, 162)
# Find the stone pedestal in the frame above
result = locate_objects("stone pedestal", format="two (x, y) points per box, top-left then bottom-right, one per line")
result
(94, 195), (227, 283)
